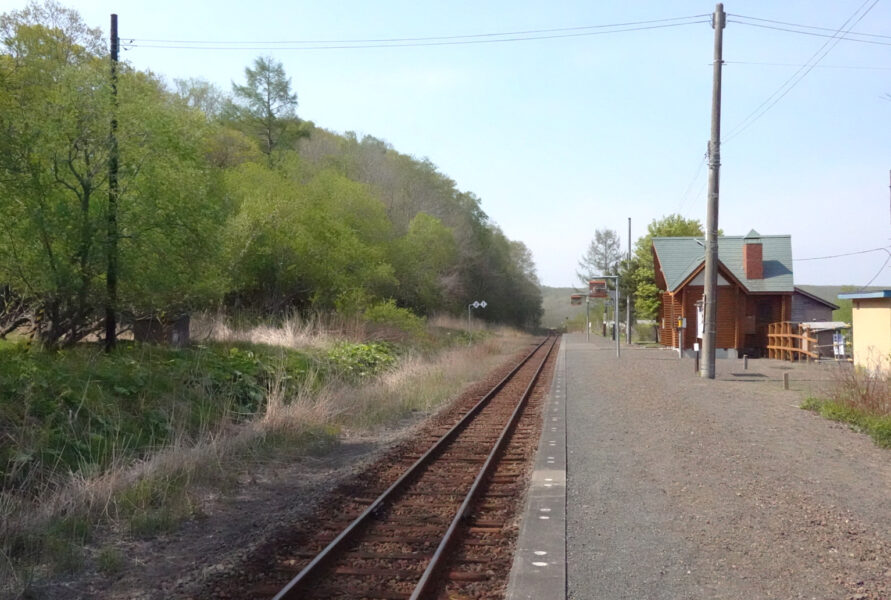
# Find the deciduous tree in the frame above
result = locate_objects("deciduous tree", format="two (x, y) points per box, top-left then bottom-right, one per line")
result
(0, 4), (227, 346)
(630, 214), (705, 319)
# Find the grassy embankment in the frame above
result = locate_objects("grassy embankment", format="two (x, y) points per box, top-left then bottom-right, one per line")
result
(0, 313), (532, 596)
(802, 367), (891, 448)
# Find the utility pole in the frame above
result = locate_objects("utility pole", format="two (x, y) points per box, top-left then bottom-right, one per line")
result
(626, 217), (631, 344)
(105, 13), (119, 352)
(701, 3), (724, 379)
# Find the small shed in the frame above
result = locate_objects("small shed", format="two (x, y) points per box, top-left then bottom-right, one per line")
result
(798, 321), (850, 359)
(837, 290), (891, 372)
(792, 287), (839, 323)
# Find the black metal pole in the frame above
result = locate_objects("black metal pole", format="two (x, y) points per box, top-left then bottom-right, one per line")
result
(105, 14), (119, 352)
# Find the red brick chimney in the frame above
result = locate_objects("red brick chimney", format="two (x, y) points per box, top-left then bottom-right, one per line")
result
(743, 240), (763, 279)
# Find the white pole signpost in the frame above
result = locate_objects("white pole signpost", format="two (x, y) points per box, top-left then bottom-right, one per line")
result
(467, 300), (487, 328)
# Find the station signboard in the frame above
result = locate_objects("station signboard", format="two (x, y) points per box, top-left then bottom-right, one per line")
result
(588, 279), (608, 298)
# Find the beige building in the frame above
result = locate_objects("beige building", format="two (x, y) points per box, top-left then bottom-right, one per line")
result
(838, 290), (891, 372)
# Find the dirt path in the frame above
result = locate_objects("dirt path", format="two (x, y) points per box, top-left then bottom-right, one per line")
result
(564, 333), (890, 600)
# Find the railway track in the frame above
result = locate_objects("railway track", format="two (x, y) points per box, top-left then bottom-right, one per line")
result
(272, 335), (556, 599)
(202, 335), (557, 600)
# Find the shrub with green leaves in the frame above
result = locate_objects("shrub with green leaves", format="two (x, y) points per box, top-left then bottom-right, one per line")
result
(0, 340), (310, 495)
(326, 342), (397, 380)
(363, 300), (426, 337)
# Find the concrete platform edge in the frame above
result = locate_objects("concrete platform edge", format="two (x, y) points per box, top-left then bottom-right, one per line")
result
(505, 335), (567, 600)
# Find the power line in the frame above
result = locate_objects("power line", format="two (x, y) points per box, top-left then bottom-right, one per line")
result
(729, 13), (891, 41)
(728, 19), (891, 47)
(130, 14), (710, 45)
(723, 0), (880, 143)
(127, 16), (710, 51)
(794, 247), (891, 261)
(676, 152), (707, 215)
(858, 251), (891, 289)
(725, 60), (891, 71)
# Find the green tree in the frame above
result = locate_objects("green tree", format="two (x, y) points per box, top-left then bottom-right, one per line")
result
(228, 56), (306, 157)
(224, 164), (396, 314)
(577, 229), (622, 284)
(0, 10), (110, 345)
(389, 213), (457, 314)
(630, 214), (705, 319)
(173, 77), (226, 118)
(0, 4), (227, 346)
(116, 71), (229, 315)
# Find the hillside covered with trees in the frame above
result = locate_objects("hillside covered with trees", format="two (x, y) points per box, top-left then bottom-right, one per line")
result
(0, 2), (543, 349)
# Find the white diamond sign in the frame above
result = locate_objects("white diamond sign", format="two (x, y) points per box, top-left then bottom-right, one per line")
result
(472, 301), (480, 308)
(479, 300), (487, 308)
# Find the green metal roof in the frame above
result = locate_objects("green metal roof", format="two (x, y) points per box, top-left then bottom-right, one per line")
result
(838, 290), (891, 299)
(652, 234), (794, 294)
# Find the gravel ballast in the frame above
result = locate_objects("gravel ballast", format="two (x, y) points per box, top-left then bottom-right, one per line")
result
(564, 333), (890, 600)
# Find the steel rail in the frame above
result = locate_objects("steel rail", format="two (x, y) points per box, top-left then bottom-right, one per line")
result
(409, 335), (557, 599)
(271, 335), (552, 600)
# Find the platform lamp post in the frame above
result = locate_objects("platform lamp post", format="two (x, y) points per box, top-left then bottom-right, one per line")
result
(467, 300), (487, 328)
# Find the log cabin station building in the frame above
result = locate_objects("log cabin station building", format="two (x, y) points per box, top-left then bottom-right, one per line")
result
(653, 230), (795, 358)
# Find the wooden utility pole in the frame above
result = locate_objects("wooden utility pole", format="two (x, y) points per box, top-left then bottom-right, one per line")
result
(105, 14), (119, 352)
(701, 3), (725, 379)
(626, 217), (631, 344)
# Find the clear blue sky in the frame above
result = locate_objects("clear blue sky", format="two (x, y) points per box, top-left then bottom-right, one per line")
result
(31, 0), (891, 288)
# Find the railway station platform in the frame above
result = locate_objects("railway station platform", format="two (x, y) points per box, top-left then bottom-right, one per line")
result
(507, 332), (883, 600)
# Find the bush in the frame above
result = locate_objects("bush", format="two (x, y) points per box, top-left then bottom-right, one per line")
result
(326, 342), (397, 380)
(0, 340), (310, 496)
(363, 300), (426, 338)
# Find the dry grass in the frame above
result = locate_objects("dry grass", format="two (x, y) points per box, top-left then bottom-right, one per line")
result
(1, 371), (336, 598)
(828, 365), (891, 417)
(333, 336), (518, 429)
(191, 311), (365, 350)
(802, 364), (891, 450)
(1, 317), (532, 598)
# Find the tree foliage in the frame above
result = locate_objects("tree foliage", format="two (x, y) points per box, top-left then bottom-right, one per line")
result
(577, 228), (622, 285)
(0, 3), (544, 343)
(227, 56), (306, 157)
(628, 214), (705, 319)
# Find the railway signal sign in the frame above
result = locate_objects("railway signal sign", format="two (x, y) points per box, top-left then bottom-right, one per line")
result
(570, 294), (583, 306)
(467, 299), (487, 326)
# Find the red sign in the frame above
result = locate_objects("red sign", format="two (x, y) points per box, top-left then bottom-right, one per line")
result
(588, 279), (608, 298)
(570, 294), (583, 306)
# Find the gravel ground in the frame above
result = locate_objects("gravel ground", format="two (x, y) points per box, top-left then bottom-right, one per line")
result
(565, 333), (891, 600)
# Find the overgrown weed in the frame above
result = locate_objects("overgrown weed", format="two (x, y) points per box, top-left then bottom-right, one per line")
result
(802, 365), (891, 448)
(0, 318), (531, 597)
